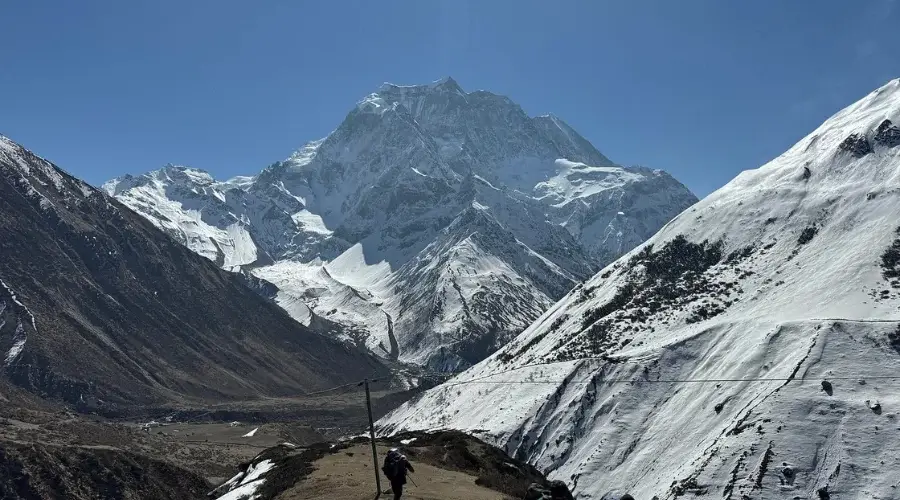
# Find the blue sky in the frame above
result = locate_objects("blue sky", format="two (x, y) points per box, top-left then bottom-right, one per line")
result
(2, 0), (898, 197)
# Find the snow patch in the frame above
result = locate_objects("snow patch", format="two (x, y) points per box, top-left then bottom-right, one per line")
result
(212, 458), (276, 500)
(356, 94), (397, 116)
(0, 278), (35, 365)
(240, 459), (274, 484)
(216, 480), (262, 500)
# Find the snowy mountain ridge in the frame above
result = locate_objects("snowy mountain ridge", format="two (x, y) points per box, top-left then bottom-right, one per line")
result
(106, 78), (696, 370)
(377, 79), (900, 498)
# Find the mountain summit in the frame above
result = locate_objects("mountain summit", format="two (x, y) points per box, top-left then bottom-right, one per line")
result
(107, 78), (696, 370)
(378, 79), (900, 498)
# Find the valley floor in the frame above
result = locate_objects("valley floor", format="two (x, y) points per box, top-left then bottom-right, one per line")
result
(0, 385), (419, 498)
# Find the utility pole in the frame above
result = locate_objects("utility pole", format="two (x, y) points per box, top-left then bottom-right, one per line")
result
(364, 378), (382, 497)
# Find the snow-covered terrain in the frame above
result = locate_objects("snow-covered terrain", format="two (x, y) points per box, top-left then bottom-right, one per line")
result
(107, 78), (696, 369)
(212, 458), (275, 500)
(378, 79), (900, 498)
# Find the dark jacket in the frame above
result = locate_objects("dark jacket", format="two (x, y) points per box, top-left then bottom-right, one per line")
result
(383, 450), (414, 484)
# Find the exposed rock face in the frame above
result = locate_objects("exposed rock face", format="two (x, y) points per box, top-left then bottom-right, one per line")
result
(524, 480), (575, 499)
(874, 119), (900, 147)
(838, 132), (872, 157)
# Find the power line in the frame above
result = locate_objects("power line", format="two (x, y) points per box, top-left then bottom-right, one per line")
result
(304, 379), (369, 396)
(428, 356), (900, 388)
(300, 345), (900, 396)
(441, 374), (900, 387)
(296, 356), (900, 397)
(302, 373), (388, 397)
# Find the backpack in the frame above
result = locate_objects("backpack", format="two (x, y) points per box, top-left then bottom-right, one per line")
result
(382, 451), (403, 479)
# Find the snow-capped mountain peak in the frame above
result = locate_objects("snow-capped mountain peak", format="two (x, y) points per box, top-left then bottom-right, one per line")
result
(761, 78), (900, 181)
(108, 78), (696, 371)
(379, 75), (464, 93)
(103, 164), (216, 195)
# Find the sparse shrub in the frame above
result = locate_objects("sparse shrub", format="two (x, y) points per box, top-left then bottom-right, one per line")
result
(555, 234), (736, 361)
(887, 325), (900, 355)
(881, 227), (900, 283)
(581, 283), (636, 329)
(549, 314), (568, 331)
(798, 226), (818, 245)
(726, 245), (754, 264)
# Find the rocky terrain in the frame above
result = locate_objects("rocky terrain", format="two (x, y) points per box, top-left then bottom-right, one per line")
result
(379, 80), (900, 498)
(0, 135), (390, 411)
(0, 440), (210, 500)
(0, 131), (578, 500)
(107, 77), (696, 370)
(209, 431), (575, 500)
(0, 376), (413, 499)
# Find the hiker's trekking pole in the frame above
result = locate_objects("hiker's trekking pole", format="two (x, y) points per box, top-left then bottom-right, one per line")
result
(407, 473), (418, 488)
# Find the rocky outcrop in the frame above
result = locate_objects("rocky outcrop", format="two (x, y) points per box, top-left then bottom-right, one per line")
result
(874, 119), (900, 147)
(524, 480), (575, 499)
(838, 132), (872, 157)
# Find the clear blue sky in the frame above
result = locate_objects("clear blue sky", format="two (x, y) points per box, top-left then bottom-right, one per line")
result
(2, 0), (898, 196)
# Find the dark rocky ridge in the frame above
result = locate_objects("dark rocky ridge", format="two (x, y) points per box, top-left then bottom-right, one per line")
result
(0, 136), (389, 409)
(0, 441), (210, 500)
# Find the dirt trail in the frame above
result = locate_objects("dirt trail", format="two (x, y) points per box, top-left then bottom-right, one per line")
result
(279, 444), (511, 500)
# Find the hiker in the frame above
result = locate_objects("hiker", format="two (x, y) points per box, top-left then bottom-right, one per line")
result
(382, 448), (415, 499)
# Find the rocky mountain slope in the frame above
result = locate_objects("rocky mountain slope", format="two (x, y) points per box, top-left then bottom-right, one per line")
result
(0, 440), (210, 500)
(0, 135), (389, 410)
(106, 78), (696, 370)
(378, 79), (900, 499)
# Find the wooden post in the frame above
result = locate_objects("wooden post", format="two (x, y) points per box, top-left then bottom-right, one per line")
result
(365, 378), (382, 497)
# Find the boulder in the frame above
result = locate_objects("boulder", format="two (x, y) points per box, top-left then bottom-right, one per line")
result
(524, 480), (575, 499)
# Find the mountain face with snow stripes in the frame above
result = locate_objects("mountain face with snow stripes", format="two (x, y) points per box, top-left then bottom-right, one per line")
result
(106, 78), (696, 370)
(378, 79), (900, 499)
(0, 135), (388, 407)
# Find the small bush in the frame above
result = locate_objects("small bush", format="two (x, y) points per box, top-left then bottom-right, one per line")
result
(881, 227), (900, 282)
(798, 226), (818, 245)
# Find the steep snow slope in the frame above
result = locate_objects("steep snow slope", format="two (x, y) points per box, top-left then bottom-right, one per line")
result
(104, 166), (263, 268)
(378, 79), (900, 498)
(108, 78), (696, 369)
